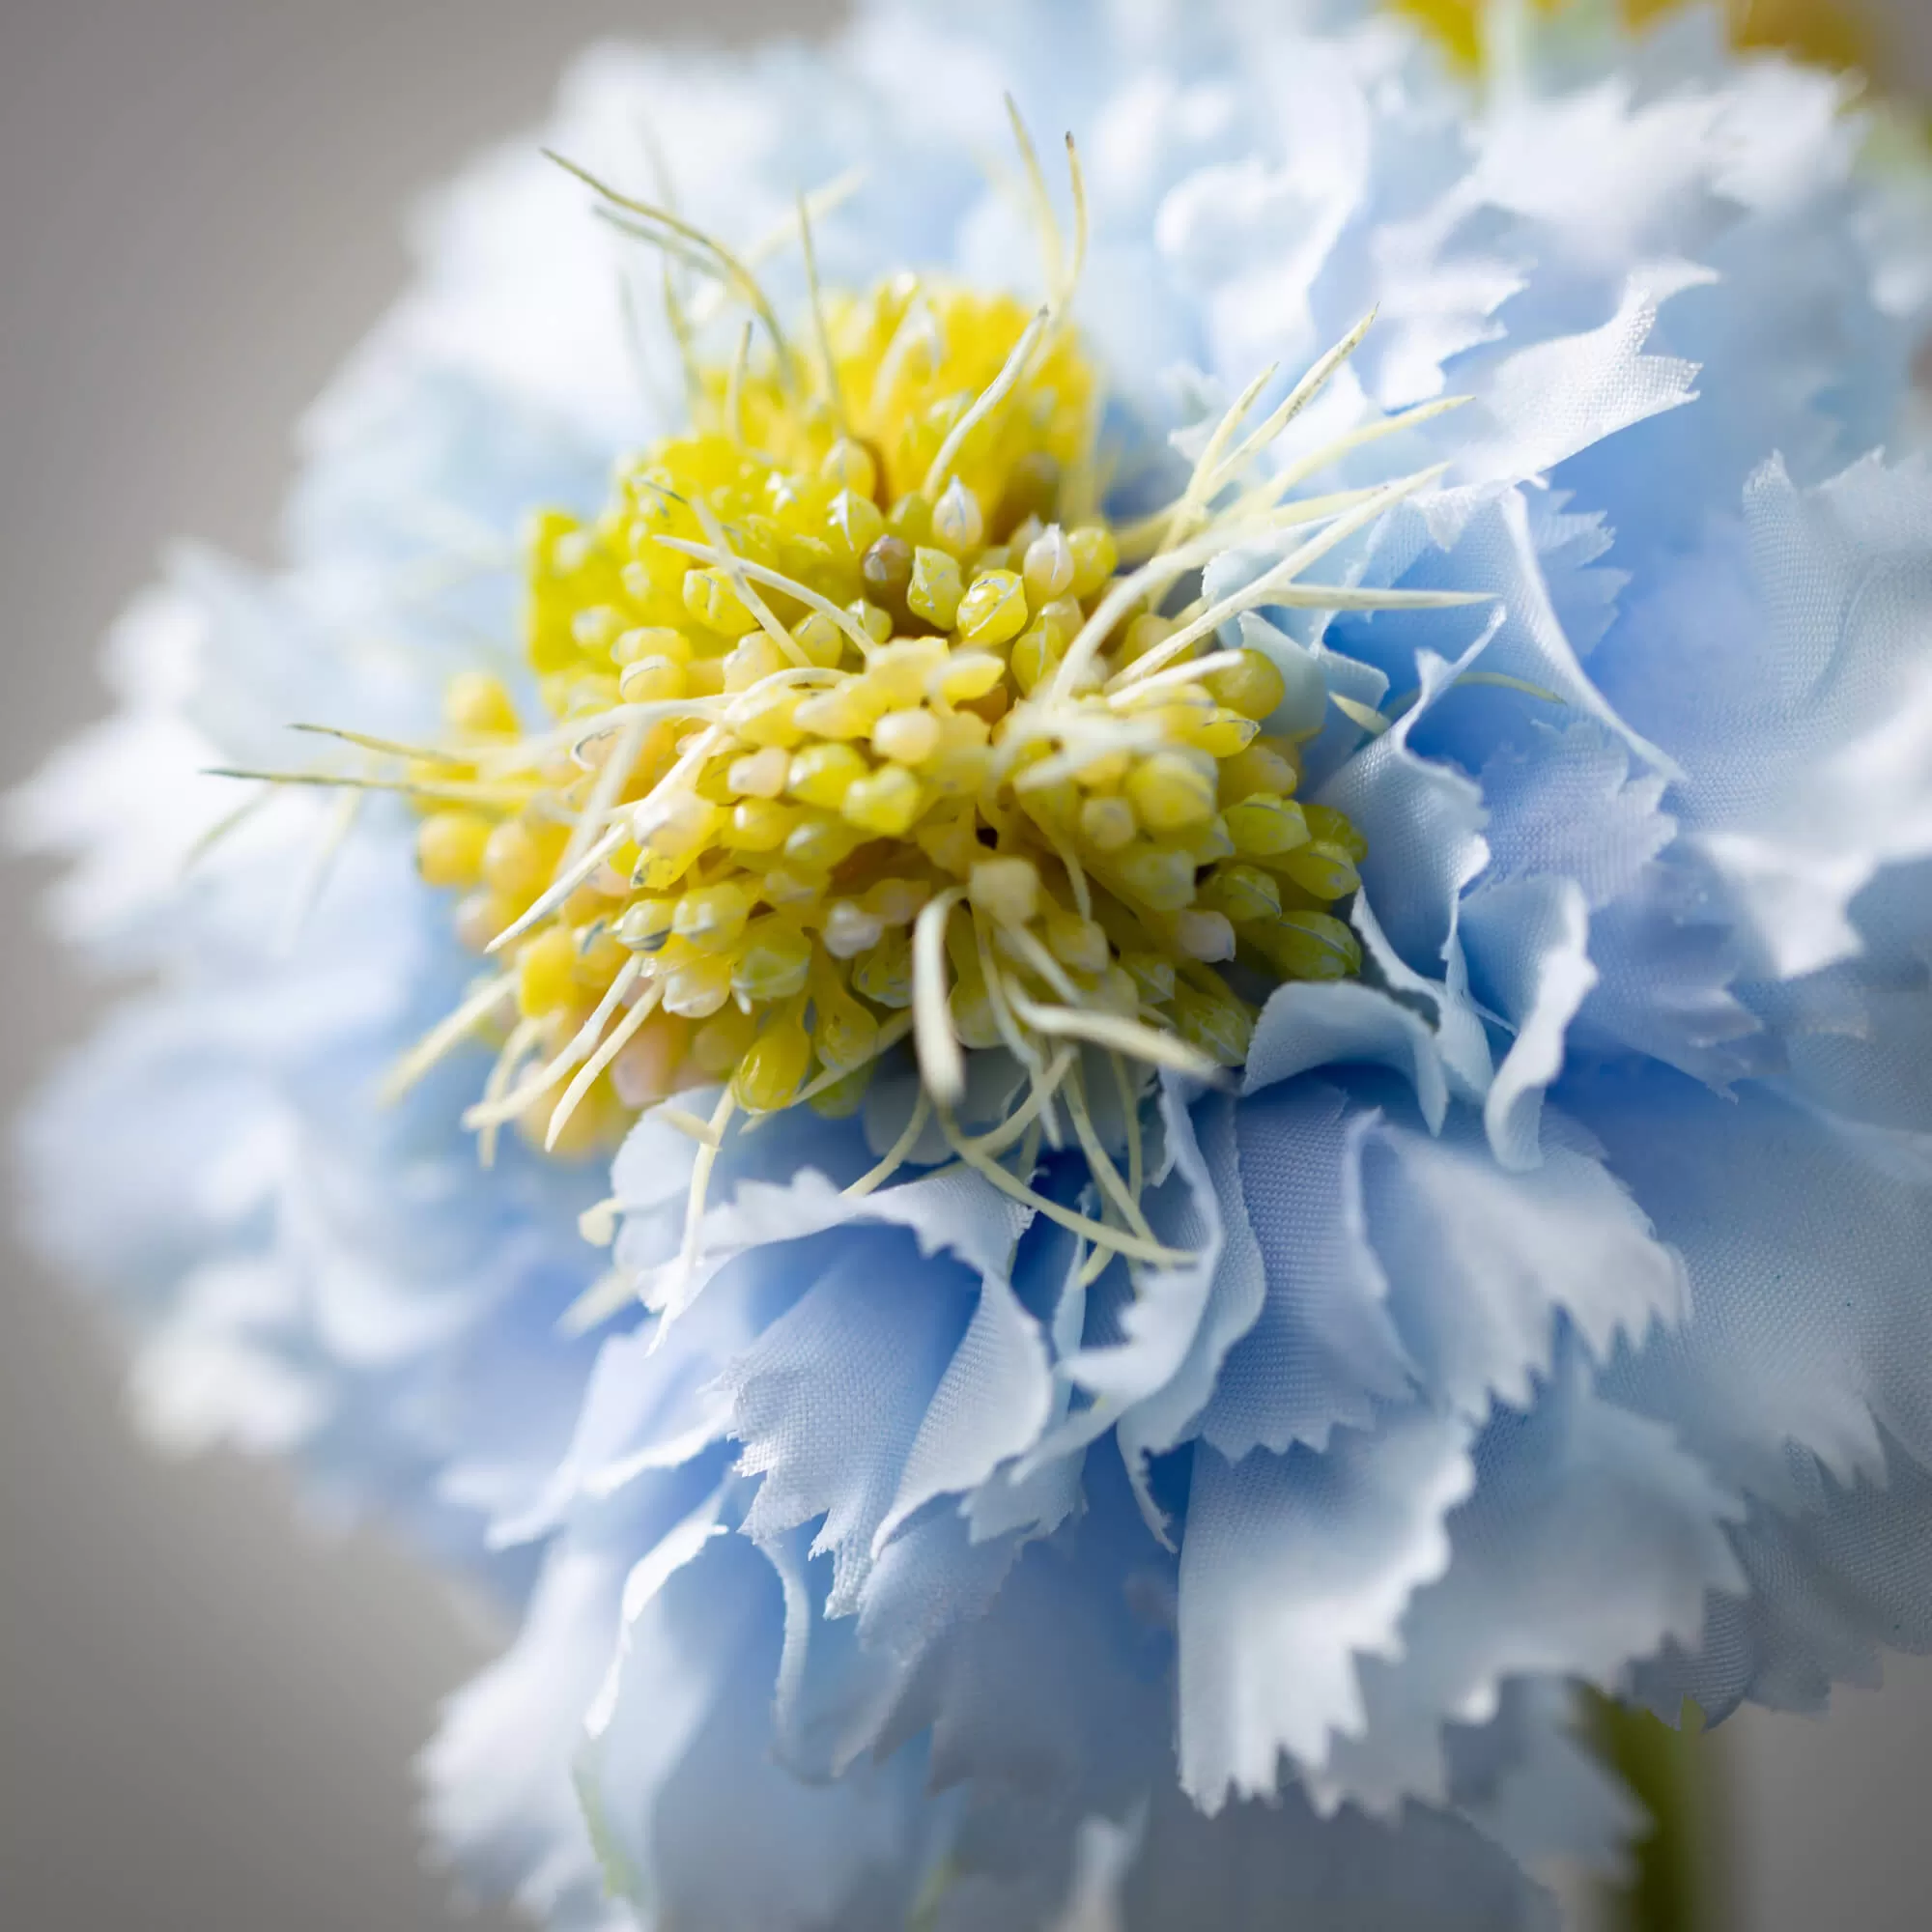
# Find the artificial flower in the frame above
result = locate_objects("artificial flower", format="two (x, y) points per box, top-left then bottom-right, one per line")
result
(18, 1), (1932, 1927)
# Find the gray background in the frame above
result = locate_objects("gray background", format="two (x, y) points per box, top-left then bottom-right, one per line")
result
(0, 3), (1927, 1928)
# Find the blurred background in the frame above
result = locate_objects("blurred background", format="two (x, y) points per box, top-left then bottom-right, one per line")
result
(2, 3), (1929, 1928)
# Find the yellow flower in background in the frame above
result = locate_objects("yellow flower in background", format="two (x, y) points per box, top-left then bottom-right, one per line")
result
(1398, 0), (1869, 71)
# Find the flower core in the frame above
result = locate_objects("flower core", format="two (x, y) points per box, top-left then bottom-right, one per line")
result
(398, 278), (1380, 1164)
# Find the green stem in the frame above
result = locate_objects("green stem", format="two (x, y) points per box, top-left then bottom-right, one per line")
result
(1590, 1695), (1727, 1932)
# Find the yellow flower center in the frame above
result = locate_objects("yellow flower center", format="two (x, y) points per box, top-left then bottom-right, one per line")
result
(1396, 0), (1869, 73)
(406, 279), (1367, 1160)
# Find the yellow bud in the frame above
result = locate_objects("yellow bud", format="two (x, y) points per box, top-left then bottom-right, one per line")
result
(916, 809), (980, 876)
(793, 683), (886, 741)
(825, 487), (887, 561)
(611, 625), (691, 668)
(1115, 613), (1175, 669)
(631, 794), (722, 890)
(1009, 622), (1062, 696)
(482, 819), (561, 899)
(810, 1062), (875, 1118)
(840, 764), (924, 837)
(860, 533), (914, 609)
(692, 1003), (757, 1074)
(1044, 904), (1109, 974)
(824, 899), (885, 958)
(1225, 793), (1311, 859)
(1122, 952), (1176, 1004)
(1186, 710), (1260, 759)
(723, 632), (789, 692)
(930, 476), (985, 555)
(1036, 595), (1086, 649)
(1182, 811), (1235, 867)
(923, 732), (993, 798)
(1174, 986), (1253, 1066)
(851, 929), (913, 1007)
(1251, 910), (1361, 981)
(1171, 908), (1236, 962)
(820, 437), (879, 498)
(572, 606), (627, 655)
(1274, 839), (1361, 902)
(1067, 524), (1119, 598)
(732, 918), (812, 1002)
(1078, 795), (1138, 852)
(733, 1015), (813, 1112)
(444, 671), (520, 737)
(1204, 647), (1288, 721)
(867, 639), (949, 706)
(724, 798), (793, 851)
(516, 927), (580, 1018)
(733, 687), (806, 750)
(954, 569), (1030, 647)
(763, 864), (831, 907)
(949, 963), (1004, 1049)
(618, 655), (689, 703)
(673, 880), (754, 952)
(728, 746), (791, 798)
(1072, 750), (1131, 791)
(861, 877), (928, 924)
(1096, 962), (1143, 1016)
(1199, 864), (1282, 924)
(790, 611), (846, 669)
(1022, 525), (1075, 603)
(1124, 751), (1217, 833)
(784, 811), (863, 872)
(616, 897), (676, 952)
(849, 598), (894, 644)
(682, 566), (759, 637)
(1302, 803), (1369, 863)
(968, 856), (1040, 925)
(1111, 841), (1198, 911)
(908, 546), (964, 629)
(1019, 777), (1081, 834)
(572, 923), (631, 987)
(937, 652), (1005, 703)
(786, 741), (869, 809)
(1219, 742), (1299, 802)
(872, 708), (942, 764)
(814, 984), (880, 1072)
(887, 491), (933, 545)
(663, 950), (735, 1018)
(416, 810), (493, 889)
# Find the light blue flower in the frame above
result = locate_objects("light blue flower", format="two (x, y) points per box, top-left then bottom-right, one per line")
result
(18, 2), (1932, 1927)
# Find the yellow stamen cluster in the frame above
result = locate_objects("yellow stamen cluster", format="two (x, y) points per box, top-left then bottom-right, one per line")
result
(403, 281), (1366, 1156)
(1397, 0), (1868, 76)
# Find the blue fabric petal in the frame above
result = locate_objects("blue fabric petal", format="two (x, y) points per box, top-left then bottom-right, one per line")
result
(1202, 1082), (1412, 1461)
(1316, 1356), (1741, 1814)
(1179, 1406), (1474, 1807)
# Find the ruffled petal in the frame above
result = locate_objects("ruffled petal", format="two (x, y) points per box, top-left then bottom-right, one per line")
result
(1366, 1105), (1685, 1419)
(1178, 1406), (1474, 1808)
(1576, 1064), (1932, 1506)
(1314, 1357), (1741, 1815)
(1202, 1083), (1412, 1461)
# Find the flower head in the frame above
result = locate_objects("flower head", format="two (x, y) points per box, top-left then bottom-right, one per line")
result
(19, 1), (1932, 1928)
